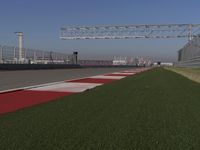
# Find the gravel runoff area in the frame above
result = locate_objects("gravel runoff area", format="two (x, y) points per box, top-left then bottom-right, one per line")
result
(0, 68), (130, 91)
(1, 68), (200, 149)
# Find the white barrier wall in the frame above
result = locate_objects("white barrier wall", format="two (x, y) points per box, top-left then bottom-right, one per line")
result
(177, 37), (200, 67)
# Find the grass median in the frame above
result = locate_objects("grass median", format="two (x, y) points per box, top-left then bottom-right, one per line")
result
(0, 68), (200, 149)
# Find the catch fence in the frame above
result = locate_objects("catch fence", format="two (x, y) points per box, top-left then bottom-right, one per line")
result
(0, 45), (74, 64)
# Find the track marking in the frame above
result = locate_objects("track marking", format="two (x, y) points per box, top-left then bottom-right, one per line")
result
(68, 78), (116, 84)
(89, 75), (126, 79)
(0, 68), (151, 114)
(0, 91), (73, 114)
(29, 82), (102, 93)
(111, 72), (136, 75)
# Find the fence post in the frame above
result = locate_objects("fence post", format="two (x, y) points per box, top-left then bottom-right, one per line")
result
(14, 47), (16, 62)
(24, 48), (26, 61)
(0, 45), (2, 63)
(33, 51), (36, 64)
(42, 51), (45, 64)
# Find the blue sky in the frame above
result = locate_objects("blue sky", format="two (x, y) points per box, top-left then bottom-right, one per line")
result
(0, 0), (200, 61)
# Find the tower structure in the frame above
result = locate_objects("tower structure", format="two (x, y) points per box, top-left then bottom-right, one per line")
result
(15, 32), (24, 61)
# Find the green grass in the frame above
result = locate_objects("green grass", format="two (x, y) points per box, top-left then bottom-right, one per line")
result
(165, 67), (200, 83)
(1, 68), (200, 149)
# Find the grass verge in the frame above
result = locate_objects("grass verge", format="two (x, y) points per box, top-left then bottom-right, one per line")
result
(165, 67), (200, 83)
(0, 68), (200, 149)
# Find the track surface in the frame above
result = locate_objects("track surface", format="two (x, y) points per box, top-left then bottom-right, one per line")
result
(0, 68), (129, 91)
(0, 68), (144, 114)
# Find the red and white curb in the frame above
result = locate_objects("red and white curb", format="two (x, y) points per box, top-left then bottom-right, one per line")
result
(0, 68), (150, 114)
(30, 82), (102, 93)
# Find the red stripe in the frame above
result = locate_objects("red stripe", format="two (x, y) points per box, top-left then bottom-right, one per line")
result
(0, 90), (73, 114)
(68, 78), (116, 84)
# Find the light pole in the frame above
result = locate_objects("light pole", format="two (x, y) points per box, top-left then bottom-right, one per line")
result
(73, 51), (78, 64)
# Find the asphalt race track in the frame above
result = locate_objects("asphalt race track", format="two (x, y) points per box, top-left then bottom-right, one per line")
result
(0, 68), (131, 91)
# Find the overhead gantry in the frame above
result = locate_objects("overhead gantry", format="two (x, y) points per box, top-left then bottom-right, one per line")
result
(60, 24), (200, 41)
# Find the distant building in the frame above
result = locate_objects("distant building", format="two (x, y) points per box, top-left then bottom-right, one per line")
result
(79, 60), (113, 66)
(113, 56), (127, 65)
(113, 56), (152, 66)
(154, 62), (173, 66)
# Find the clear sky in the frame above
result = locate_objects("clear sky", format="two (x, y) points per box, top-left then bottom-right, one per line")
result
(0, 0), (200, 61)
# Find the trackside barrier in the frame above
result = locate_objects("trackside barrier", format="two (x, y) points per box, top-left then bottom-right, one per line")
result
(176, 56), (200, 67)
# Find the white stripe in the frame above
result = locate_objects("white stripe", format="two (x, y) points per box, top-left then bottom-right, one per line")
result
(121, 71), (140, 73)
(89, 75), (125, 79)
(29, 82), (102, 92)
(112, 72), (136, 75)
(122, 69), (146, 72)
(0, 81), (65, 94)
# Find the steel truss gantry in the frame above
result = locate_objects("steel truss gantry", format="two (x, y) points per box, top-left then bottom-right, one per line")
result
(60, 24), (200, 41)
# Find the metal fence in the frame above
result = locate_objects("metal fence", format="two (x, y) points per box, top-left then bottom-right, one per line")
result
(78, 60), (113, 66)
(177, 37), (200, 67)
(0, 45), (74, 64)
